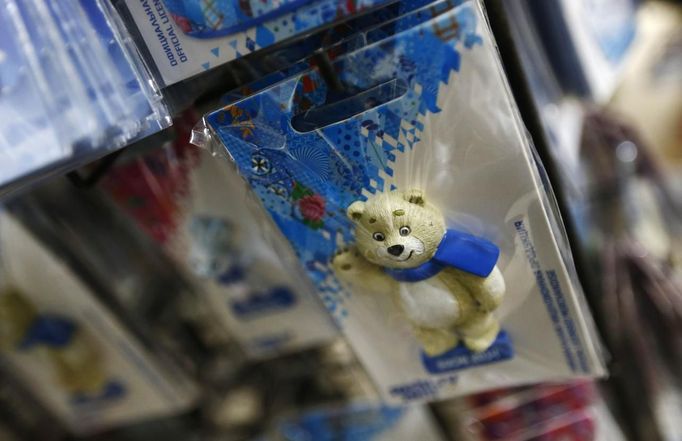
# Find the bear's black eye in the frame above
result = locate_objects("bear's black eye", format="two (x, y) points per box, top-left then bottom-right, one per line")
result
(372, 232), (385, 241)
(399, 226), (411, 236)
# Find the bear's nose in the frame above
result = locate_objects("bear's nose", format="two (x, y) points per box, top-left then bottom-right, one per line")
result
(387, 245), (404, 256)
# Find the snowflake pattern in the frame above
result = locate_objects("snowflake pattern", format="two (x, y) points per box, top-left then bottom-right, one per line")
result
(251, 154), (272, 175)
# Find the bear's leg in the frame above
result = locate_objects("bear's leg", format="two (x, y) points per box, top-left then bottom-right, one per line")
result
(412, 325), (459, 356)
(458, 312), (500, 353)
(455, 266), (505, 312)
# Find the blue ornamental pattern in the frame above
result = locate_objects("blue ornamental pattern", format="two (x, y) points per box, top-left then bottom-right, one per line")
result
(279, 405), (404, 440)
(163, 0), (424, 39)
(207, 4), (480, 322)
(216, 0), (464, 104)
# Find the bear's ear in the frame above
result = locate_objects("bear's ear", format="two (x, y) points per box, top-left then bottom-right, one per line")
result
(347, 201), (365, 222)
(403, 189), (425, 206)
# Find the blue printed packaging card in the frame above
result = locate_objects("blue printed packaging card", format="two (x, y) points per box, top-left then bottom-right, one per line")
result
(217, 0), (462, 105)
(123, 0), (440, 85)
(277, 403), (445, 441)
(206, 1), (605, 404)
(163, 0), (314, 38)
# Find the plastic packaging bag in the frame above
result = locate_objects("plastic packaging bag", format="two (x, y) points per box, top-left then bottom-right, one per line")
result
(210, 0), (456, 99)
(189, 0), (463, 150)
(199, 0), (605, 403)
(102, 112), (337, 358)
(0, 0), (169, 190)
(120, 0), (436, 84)
(0, 0), (90, 184)
(0, 212), (197, 435)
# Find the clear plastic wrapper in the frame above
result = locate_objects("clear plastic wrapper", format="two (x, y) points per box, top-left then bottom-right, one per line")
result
(197, 0), (605, 404)
(215, 0), (457, 96)
(189, 0), (463, 148)
(101, 111), (337, 359)
(0, 0), (169, 191)
(214, 0), (464, 106)
(0, 211), (197, 435)
(120, 0), (439, 85)
(0, 0), (90, 184)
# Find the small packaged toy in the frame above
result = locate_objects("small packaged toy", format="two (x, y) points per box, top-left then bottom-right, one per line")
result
(334, 189), (505, 355)
(201, 0), (605, 403)
(0, 0), (168, 191)
(0, 213), (197, 435)
(102, 112), (337, 358)
(121, 0), (437, 85)
(0, 289), (112, 403)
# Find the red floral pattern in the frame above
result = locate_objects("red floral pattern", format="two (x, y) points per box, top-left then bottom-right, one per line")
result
(299, 194), (325, 222)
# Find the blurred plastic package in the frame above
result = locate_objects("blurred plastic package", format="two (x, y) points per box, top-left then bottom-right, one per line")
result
(0, 213), (197, 436)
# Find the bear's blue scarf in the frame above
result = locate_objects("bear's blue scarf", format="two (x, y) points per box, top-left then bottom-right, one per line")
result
(384, 229), (499, 282)
(18, 315), (77, 349)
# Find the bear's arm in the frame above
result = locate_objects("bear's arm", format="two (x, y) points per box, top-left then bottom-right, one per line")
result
(331, 247), (398, 296)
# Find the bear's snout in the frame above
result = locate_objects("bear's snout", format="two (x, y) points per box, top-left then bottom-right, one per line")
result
(387, 244), (405, 256)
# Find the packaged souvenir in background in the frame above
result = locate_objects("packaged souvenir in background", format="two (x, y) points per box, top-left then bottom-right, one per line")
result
(102, 111), (337, 359)
(7, 173), (220, 383)
(275, 403), (446, 441)
(210, 346), (416, 438)
(0, 1), (82, 187)
(0, 0), (168, 192)
(608, 1), (682, 181)
(463, 382), (597, 440)
(0, 213), (197, 435)
(213, 0), (465, 107)
(526, 0), (637, 101)
(163, 0), (320, 38)
(119, 0), (439, 85)
(441, 381), (626, 441)
(200, 0), (605, 404)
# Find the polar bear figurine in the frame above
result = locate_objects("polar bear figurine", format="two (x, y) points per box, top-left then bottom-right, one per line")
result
(332, 189), (505, 355)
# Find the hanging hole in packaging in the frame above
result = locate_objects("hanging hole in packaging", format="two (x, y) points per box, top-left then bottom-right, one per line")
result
(291, 78), (409, 133)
